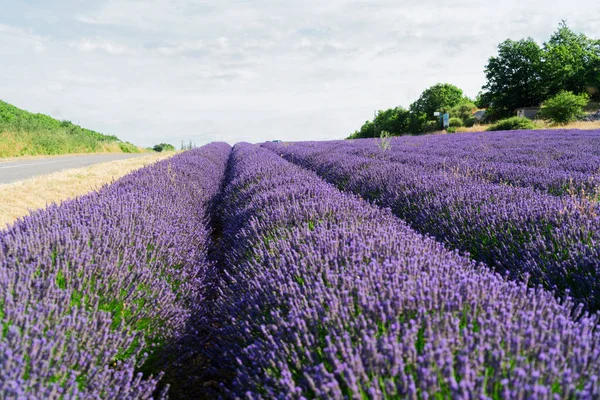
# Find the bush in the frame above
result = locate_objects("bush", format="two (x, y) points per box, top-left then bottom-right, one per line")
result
(423, 120), (440, 133)
(448, 101), (476, 121)
(447, 127), (458, 133)
(153, 143), (176, 152)
(118, 142), (140, 153)
(487, 116), (536, 131)
(539, 91), (589, 124)
(348, 107), (411, 139)
(448, 117), (463, 127)
(463, 116), (477, 127)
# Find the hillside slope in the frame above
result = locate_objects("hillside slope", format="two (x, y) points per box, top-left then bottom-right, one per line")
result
(0, 100), (141, 157)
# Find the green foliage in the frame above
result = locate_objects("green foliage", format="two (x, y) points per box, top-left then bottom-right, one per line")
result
(347, 120), (375, 139)
(348, 107), (410, 139)
(448, 117), (463, 127)
(118, 142), (141, 153)
(409, 83), (465, 119)
(347, 107), (410, 139)
(446, 127), (458, 133)
(479, 22), (600, 119)
(448, 101), (476, 121)
(475, 91), (488, 109)
(487, 116), (536, 131)
(480, 38), (546, 119)
(153, 143), (176, 152)
(423, 120), (440, 133)
(408, 112), (428, 134)
(348, 83), (472, 137)
(374, 107), (411, 135)
(463, 116), (477, 127)
(538, 91), (589, 124)
(0, 100), (137, 157)
(543, 21), (600, 100)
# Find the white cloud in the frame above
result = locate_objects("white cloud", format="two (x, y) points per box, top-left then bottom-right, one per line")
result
(69, 38), (131, 55)
(155, 40), (205, 55)
(0, 23), (32, 36)
(1, 0), (599, 146)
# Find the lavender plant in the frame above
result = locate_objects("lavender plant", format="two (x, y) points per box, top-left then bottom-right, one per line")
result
(0, 143), (230, 398)
(298, 130), (600, 197)
(213, 143), (600, 399)
(264, 132), (600, 310)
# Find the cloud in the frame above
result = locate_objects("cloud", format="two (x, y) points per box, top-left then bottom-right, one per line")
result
(69, 38), (131, 55)
(0, 0), (599, 146)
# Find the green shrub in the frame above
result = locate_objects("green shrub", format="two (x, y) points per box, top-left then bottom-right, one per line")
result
(463, 116), (477, 127)
(487, 116), (536, 131)
(423, 120), (439, 133)
(446, 127), (458, 133)
(448, 101), (476, 121)
(153, 143), (176, 152)
(118, 142), (141, 153)
(539, 91), (589, 124)
(448, 117), (463, 127)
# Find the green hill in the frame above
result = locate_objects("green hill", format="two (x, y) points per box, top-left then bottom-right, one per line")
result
(0, 100), (142, 157)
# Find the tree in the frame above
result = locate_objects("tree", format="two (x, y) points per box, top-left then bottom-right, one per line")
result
(373, 107), (411, 135)
(153, 143), (176, 152)
(409, 83), (465, 119)
(587, 56), (600, 100)
(347, 107), (411, 139)
(538, 91), (588, 124)
(347, 120), (375, 139)
(480, 38), (546, 119)
(543, 21), (600, 100)
(448, 100), (477, 122)
(480, 23), (600, 119)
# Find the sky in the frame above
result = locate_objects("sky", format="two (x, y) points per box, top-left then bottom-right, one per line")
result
(0, 1), (599, 147)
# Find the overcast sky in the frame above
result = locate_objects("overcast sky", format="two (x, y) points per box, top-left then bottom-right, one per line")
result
(1, 1), (598, 146)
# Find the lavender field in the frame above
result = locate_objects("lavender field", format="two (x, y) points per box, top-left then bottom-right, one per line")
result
(2, 130), (600, 399)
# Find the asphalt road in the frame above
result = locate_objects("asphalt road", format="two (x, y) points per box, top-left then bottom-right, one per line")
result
(0, 153), (148, 185)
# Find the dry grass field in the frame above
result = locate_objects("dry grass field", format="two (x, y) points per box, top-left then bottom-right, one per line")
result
(0, 151), (176, 228)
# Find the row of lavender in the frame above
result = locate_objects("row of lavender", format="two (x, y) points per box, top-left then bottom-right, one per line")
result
(0, 143), (230, 397)
(264, 133), (600, 311)
(384, 130), (600, 172)
(318, 130), (600, 197)
(212, 143), (600, 398)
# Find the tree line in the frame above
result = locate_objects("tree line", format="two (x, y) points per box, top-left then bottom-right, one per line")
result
(348, 22), (599, 139)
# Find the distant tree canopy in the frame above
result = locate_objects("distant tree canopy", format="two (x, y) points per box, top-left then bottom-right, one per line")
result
(347, 22), (598, 138)
(409, 83), (473, 132)
(479, 38), (546, 118)
(348, 107), (411, 139)
(153, 143), (176, 152)
(544, 23), (600, 98)
(347, 84), (475, 139)
(409, 83), (465, 118)
(479, 21), (600, 119)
